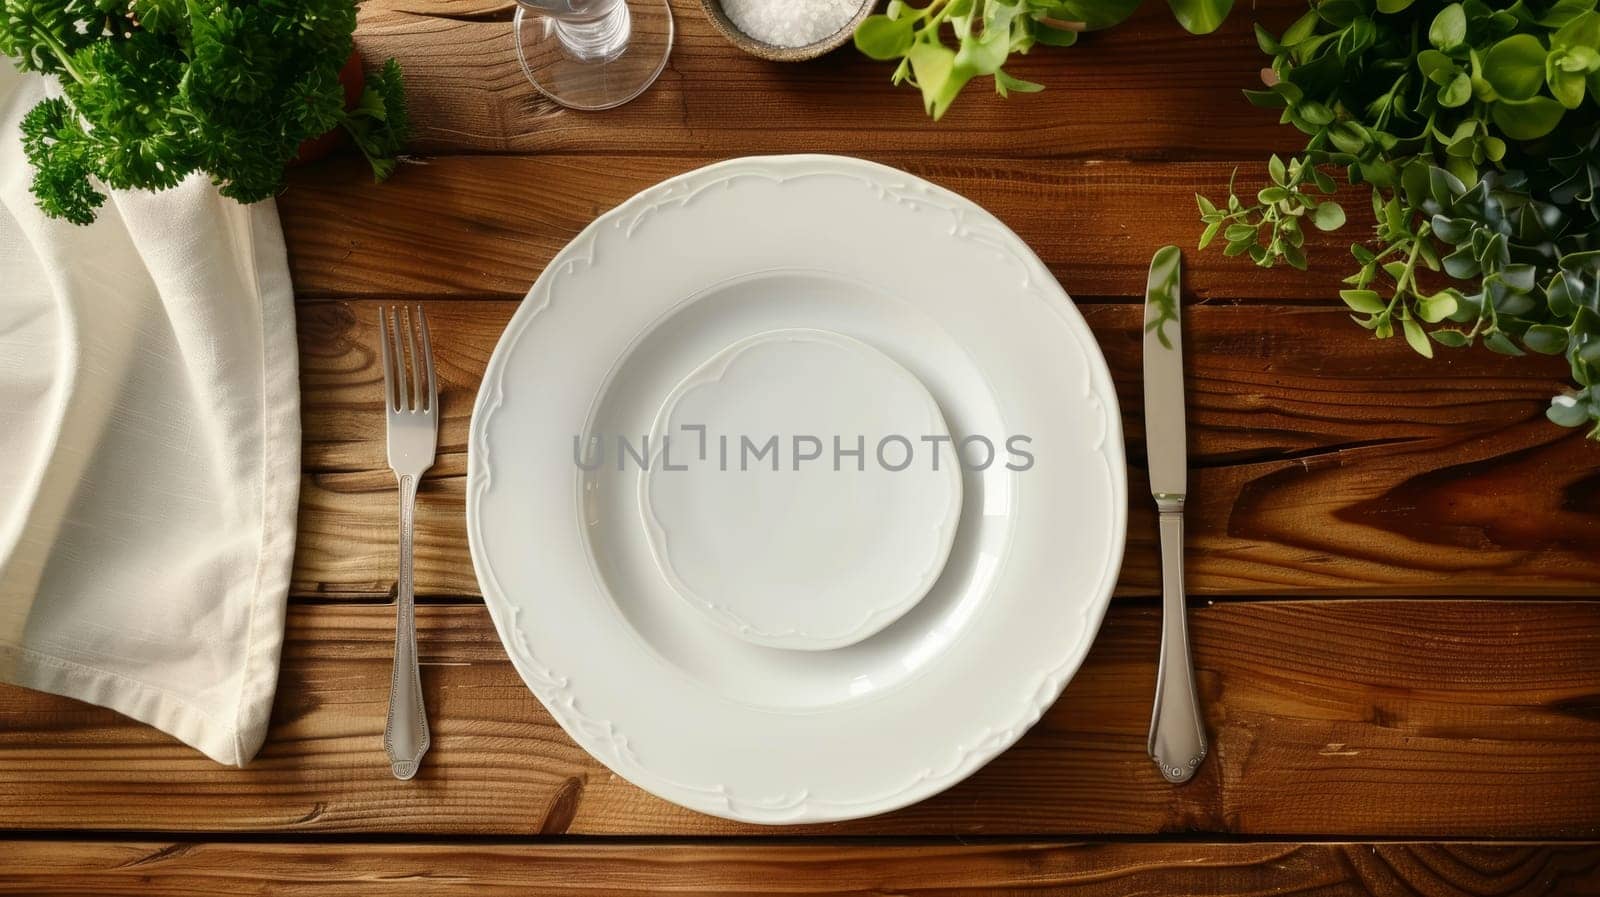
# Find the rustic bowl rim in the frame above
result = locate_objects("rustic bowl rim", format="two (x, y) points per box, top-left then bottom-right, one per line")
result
(699, 0), (877, 62)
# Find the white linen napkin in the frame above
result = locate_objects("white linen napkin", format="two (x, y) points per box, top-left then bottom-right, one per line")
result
(0, 66), (299, 766)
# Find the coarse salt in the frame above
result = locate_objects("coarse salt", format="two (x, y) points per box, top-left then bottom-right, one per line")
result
(721, 0), (862, 48)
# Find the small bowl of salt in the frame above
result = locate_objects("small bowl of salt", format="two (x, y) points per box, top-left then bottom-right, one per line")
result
(702, 0), (875, 61)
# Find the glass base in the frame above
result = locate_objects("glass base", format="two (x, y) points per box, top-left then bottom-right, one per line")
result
(514, 0), (673, 111)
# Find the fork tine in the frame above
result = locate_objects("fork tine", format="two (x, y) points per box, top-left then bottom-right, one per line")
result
(404, 306), (423, 414)
(389, 305), (409, 411)
(378, 306), (396, 412)
(418, 307), (437, 415)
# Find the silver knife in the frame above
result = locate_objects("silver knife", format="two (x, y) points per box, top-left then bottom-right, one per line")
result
(1143, 245), (1207, 784)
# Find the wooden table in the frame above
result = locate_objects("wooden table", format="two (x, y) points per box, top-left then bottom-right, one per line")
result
(6, 0), (1600, 893)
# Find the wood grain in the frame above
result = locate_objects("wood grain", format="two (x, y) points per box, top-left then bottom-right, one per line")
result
(280, 154), (1366, 302)
(293, 299), (1596, 600)
(5, 840), (1600, 896)
(2, 600), (1597, 836)
(1, 0), (1585, 875)
(356, 0), (1308, 159)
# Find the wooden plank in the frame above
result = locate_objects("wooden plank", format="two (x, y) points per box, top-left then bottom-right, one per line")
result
(294, 299), (1595, 600)
(280, 154), (1364, 302)
(5, 840), (1600, 896)
(356, 0), (1307, 159)
(1, 600), (1597, 836)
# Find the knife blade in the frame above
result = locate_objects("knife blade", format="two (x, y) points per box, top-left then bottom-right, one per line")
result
(1142, 245), (1208, 784)
(1143, 245), (1187, 500)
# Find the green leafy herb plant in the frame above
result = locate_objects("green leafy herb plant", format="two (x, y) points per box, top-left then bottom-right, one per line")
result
(0, 0), (409, 224)
(1198, 0), (1600, 436)
(853, 0), (1237, 118)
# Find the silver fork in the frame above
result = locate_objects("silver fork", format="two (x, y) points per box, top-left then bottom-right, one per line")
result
(378, 306), (437, 780)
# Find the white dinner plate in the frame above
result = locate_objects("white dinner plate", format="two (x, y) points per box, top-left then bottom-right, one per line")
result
(468, 155), (1126, 824)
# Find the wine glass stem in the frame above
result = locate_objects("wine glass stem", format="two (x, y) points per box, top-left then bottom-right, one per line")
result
(538, 0), (632, 63)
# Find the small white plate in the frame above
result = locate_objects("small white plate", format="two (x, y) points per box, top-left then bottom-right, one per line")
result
(640, 327), (962, 651)
(468, 155), (1126, 824)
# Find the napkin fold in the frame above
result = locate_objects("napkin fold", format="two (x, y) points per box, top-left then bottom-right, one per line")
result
(0, 67), (299, 765)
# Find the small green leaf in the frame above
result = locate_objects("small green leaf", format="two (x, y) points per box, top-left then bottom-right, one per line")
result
(1430, 329), (1471, 347)
(1199, 219), (1223, 250)
(1485, 331), (1527, 355)
(1340, 289), (1387, 313)
(1258, 186), (1289, 203)
(854, 14), (916, 60)
(1296, 100), (1335, 125)
(1283, 9), (1319, 43)
(1243, 88), (1289, 108)
(1548, 272), (1581, 318)
(907, 41), (969, 119)
(1166, 0), (1234, 34)
(1417, 291), (1459, 322)
(1383, 196), (1407, 235)
(1429, 3), (1467, 49)
(1225, 224), (1257, 242)
(1483, 34), (1551, 100)
(1268, 154), (1287, 185)
(1312, 200), (1347, 230)
(1439, 71), (1473, 106)
(1377, 0), (1415, 12)
(1444, 155), (1476, 187)
(1419, 240), (1442, 272)
(1196, 194), (1219, 216)
(1540, 0), (1596, 28)
(1502, 263), (1538, 291)
(1564, 250), (1600, 275)
(1428, 166), (1466, 206)
(1554, 10), (1600, 51)
(993, 70), (1045, 96)
(1431, 215), (1472, 242)
(1402, 316), (1434, 357)
(1329, 122), (1368, 154)
(1549, 66), (1587, 107)
(1491, 95), (1567, 139)
(1253, 22), (1281, 54)
(1524, 324), (1571, 354)
(1548, 392), (1592, 427)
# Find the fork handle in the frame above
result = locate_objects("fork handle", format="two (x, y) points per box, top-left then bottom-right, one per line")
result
(385, 473), (430, 780)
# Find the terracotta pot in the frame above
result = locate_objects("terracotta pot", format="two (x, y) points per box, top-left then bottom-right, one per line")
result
(291, 49), (365, 165)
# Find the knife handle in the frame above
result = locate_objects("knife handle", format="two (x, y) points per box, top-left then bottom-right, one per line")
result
(1148, 496), (1207, 783)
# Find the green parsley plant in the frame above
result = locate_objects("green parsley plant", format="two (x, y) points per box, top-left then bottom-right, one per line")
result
(1, 0), (408, 224)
